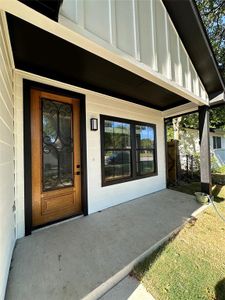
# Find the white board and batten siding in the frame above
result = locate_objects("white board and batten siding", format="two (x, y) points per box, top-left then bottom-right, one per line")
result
(0, 14), (15, 300)
(59, 0), (208, 103)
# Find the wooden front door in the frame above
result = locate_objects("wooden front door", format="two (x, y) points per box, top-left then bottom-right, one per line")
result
(31, 89), (82, 227)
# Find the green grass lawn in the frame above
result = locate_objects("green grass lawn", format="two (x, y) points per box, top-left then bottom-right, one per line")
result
(133, 185), (225, 300)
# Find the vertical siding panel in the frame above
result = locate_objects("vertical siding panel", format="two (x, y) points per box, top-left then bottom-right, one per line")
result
(179, 41), (190, 91)
(151, 0), (158, 71)
(168, 17), (180, 85)
(60, 0), (77, 23)
(83, 0), (111, 42)
(192, 68), (200, 97)
(165, 13), (172, 80)
(137, 0), (156, 70)
(177, 35), (183, 86)
(187, 56), (192, 91)
(132, 0), (140, 60)
(189, 61), (195, 93)
(115, 0), (135, 57)
(200, 82), (206, 100)
(108, 0), (116, 45)
(155, 0), (168, 77)
(77, 0), (84, 28)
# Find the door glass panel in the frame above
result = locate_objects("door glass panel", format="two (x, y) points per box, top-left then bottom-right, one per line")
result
(42, 99), (73, 191)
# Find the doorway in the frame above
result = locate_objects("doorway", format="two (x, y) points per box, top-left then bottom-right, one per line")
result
(24, 81), (88, 233)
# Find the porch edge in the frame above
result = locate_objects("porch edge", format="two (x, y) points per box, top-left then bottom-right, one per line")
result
(82, 202), (209, 300)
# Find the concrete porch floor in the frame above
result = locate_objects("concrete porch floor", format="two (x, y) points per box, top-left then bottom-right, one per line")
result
(6, 189), (200, 300)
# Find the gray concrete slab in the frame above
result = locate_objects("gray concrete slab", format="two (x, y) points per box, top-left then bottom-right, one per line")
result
(6, 189), (200, 300)
(100, 276), (155, 300)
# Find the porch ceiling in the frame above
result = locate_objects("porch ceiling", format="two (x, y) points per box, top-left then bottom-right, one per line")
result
(7, 13), (189, 111)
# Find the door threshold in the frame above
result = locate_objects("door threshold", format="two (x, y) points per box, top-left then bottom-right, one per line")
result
(32, 214), (84, 233)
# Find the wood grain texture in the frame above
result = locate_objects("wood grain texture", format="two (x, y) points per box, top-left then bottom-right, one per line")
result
(31, 89), (82, 226)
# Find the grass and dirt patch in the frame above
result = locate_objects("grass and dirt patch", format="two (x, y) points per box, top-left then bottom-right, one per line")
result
(170, 181), (225, 201)
(132, 184), (225, 300)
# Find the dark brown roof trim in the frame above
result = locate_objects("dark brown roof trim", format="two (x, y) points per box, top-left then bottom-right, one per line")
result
(19, 0), (63, 21)
(163, 0), (225, 96)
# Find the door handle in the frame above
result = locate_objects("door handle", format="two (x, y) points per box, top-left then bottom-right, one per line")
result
(76, 171), (81, 175)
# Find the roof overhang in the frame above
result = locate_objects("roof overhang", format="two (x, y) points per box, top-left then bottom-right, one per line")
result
(0, 0), (211, 110)
(19, 0), (62, 21)
(209, 92), (225, 106)
(6, 12), (190, 111)
(162, 0), (225, 98)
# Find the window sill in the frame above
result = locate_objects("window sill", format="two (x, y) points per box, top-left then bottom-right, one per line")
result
(102, 172), (158, 187)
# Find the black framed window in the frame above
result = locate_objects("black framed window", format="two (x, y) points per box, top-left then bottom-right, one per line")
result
(213, 136), (222, 149)
(101, 115), (157, 186)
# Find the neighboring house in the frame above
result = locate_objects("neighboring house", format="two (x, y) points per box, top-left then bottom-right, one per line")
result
(178, 128), (225, 167)
(0, 0), (225, 298)
(211, 131), (225, 166)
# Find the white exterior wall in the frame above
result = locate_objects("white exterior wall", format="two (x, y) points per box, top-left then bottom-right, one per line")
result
(59, 0), (208, 103)
(14, 70), (166, 237)
(0, 15), (15, 300)
(210, 136), (213, 149)
(86, 94), (166, 213)
(221, 136), (225, 149)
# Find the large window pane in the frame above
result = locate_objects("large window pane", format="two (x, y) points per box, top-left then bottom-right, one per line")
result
(136, 125), (154, 149)
(136, 150), (155, 175)
(104, 120), (131, 149)
(104, 150), (131, 182)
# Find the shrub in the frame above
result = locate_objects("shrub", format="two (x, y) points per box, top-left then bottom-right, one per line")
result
(212, 165), (225, 174)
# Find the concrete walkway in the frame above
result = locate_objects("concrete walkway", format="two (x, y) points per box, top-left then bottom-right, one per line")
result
(6, 189), (200, 300)
(100, 276), (155, 300)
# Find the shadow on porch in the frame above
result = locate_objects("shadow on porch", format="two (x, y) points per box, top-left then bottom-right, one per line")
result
(6, 189), (200, 300)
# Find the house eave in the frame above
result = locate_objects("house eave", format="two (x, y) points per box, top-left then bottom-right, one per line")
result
(1, 0), (209, 110)
(162, 0), (225, 96)
(162, 102), (199, 119)
(209, 92), (225, 106)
